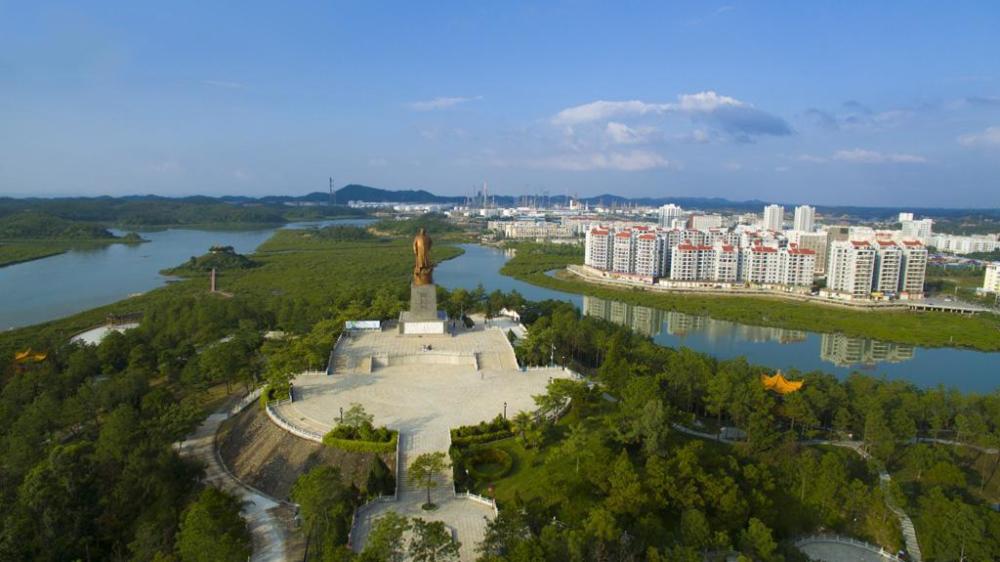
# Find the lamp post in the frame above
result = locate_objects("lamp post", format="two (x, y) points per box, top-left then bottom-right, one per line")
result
(503, 401), (507, 419)
(339, 406), (343, 424)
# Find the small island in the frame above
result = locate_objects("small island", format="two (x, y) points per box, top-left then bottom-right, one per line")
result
(161, 245), (260, 276)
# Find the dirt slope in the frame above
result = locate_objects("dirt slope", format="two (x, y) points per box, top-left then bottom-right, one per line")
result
(218, 405), (394, 501)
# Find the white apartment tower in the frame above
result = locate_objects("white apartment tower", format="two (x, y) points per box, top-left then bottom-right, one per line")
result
(873, 241), (903, 294)
(763, 204), (785, 231)
(828, 240), (876, 299)
(714, 245), (740, 282)
(612, 231), (636, 273)
(983, 263), (1000, 294)
(793, 205), (816, 232)
(585, 228), (613, 270)
(781, 247), (817, 286)
(742, 245), (782, 284)
(634, 234), (666, 277)
(670, 244), (714, 281)
(657, 204), (686, 228)
(899, 240), (928, 298)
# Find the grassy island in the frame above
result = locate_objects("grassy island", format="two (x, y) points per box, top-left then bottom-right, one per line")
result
(500, 242), (1000, 352)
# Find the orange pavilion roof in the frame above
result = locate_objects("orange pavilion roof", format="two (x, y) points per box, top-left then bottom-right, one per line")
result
(760, 371), (803, 394)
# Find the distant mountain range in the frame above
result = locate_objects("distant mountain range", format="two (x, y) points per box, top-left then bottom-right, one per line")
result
(314, 185), (997, 219)
(4, 184), (997, 219)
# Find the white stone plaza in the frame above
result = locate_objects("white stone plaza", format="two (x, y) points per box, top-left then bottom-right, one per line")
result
(273, 319), (571, 561)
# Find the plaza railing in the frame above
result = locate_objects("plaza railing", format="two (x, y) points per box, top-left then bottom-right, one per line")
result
(794, 534), (905, 561)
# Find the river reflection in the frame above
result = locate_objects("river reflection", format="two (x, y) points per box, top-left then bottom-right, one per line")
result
(581, 294), (919, 371)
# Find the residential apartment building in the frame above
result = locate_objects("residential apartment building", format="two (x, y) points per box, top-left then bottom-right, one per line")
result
(584, 228), (613, 270)
(873, 241), (903, 295)
(714, 245), (740, 282)
(781, 247), (817, 287)
(899, 241), (928, 298)
(793, 205), (815, 232)
(742, 245), (782, 284)
(828, 240), (876, 299)
(612, 231), (636, 273)
(657, 204), (686, 228)
(984, 263), (1000, 294)
(634, 233), (666, 277)
(762, 204), (784, 231)
(670, 244), (715, 281)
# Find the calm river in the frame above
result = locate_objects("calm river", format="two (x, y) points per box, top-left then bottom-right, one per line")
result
(0, 219), (373, 330)
(2, 233), (996, 392)
(435, 244), (999, 393)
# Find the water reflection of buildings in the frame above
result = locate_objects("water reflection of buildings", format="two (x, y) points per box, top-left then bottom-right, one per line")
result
(820, 333), (915, 368)
(581, 295), (808, 343)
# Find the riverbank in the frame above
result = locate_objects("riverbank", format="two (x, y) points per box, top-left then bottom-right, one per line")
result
(0, 239), (125, 268)
(499, 243), (1000, 352)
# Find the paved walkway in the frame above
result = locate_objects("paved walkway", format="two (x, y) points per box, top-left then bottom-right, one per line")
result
(176, 407), (289, 562)
(796, 535), (904, 562)
(277, 326), (570, 561)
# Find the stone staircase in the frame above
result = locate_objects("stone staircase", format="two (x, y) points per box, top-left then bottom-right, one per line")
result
(396, 432), (455, 503)
(881, 473), (922, 562)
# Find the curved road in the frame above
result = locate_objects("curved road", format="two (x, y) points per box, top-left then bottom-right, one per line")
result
(176, 405), (289, 562)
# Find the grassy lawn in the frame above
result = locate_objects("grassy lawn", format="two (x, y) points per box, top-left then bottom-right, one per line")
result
(501, 243), (1000, 351)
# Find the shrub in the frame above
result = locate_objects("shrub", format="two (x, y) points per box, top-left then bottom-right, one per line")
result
(464, 448), (513, 482)
(322, 429), (398, 454)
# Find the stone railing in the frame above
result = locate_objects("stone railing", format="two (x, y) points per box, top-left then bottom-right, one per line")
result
(229, 387), (263, 416)
(265, 402), (324, 443)
(456, 491), (498, 515)
(795, 534), (905, 561)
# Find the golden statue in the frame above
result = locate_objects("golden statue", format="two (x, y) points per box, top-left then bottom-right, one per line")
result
(413, 227), (434, 285)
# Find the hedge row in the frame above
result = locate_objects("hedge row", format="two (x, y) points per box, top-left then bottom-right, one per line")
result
(323, 431), (398, 454)
(451, 430), (513, 447)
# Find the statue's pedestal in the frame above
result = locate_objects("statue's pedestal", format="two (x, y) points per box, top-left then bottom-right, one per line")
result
(399, 284), (447, 335)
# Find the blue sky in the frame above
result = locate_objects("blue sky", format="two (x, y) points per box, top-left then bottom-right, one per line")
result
(1, 1), (999, 207)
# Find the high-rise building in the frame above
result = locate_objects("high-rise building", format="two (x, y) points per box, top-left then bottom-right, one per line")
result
(793, 231), (829, 274)
(634, 233), (666, 277)
(742, 245), (782, 284)
(899, 240), (928, 298)
(780, 247), (817, 286)
(828, 240), (876, 299)
(983, 262), (1000, 294)
(873, 241), (903, 295)
(793, 205), (815, 232)
(898, 212), (914, 223)
(714, 245), (740, 282)
(670, 244), (714, 281)
(657, 204), (686, 228)
(762, 204), (785, 231)
(690, 214), (723, 230)
(900, 218), (933, 242)
(612, 231), (635, 273)
(585, 228), (613, 270)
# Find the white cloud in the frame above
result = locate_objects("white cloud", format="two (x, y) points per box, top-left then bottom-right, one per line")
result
(409, 96), (482, 111)
(552, 100), (672, 126)
(529, 150), (671, 171)
(675, 91), (743, 112)
(551, 91), (790, 137)
(832, 149), (926, 164)
(958, 126), (1000, 148)
(605, 122), (658, 144)
(368, 157), (388, 167)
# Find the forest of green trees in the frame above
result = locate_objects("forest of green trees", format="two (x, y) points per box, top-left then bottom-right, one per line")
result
(1, 225), (997, 561)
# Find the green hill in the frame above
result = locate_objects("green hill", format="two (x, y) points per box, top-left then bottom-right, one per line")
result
(163, 246), (261, 275)
(0, 211), (117, 240)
